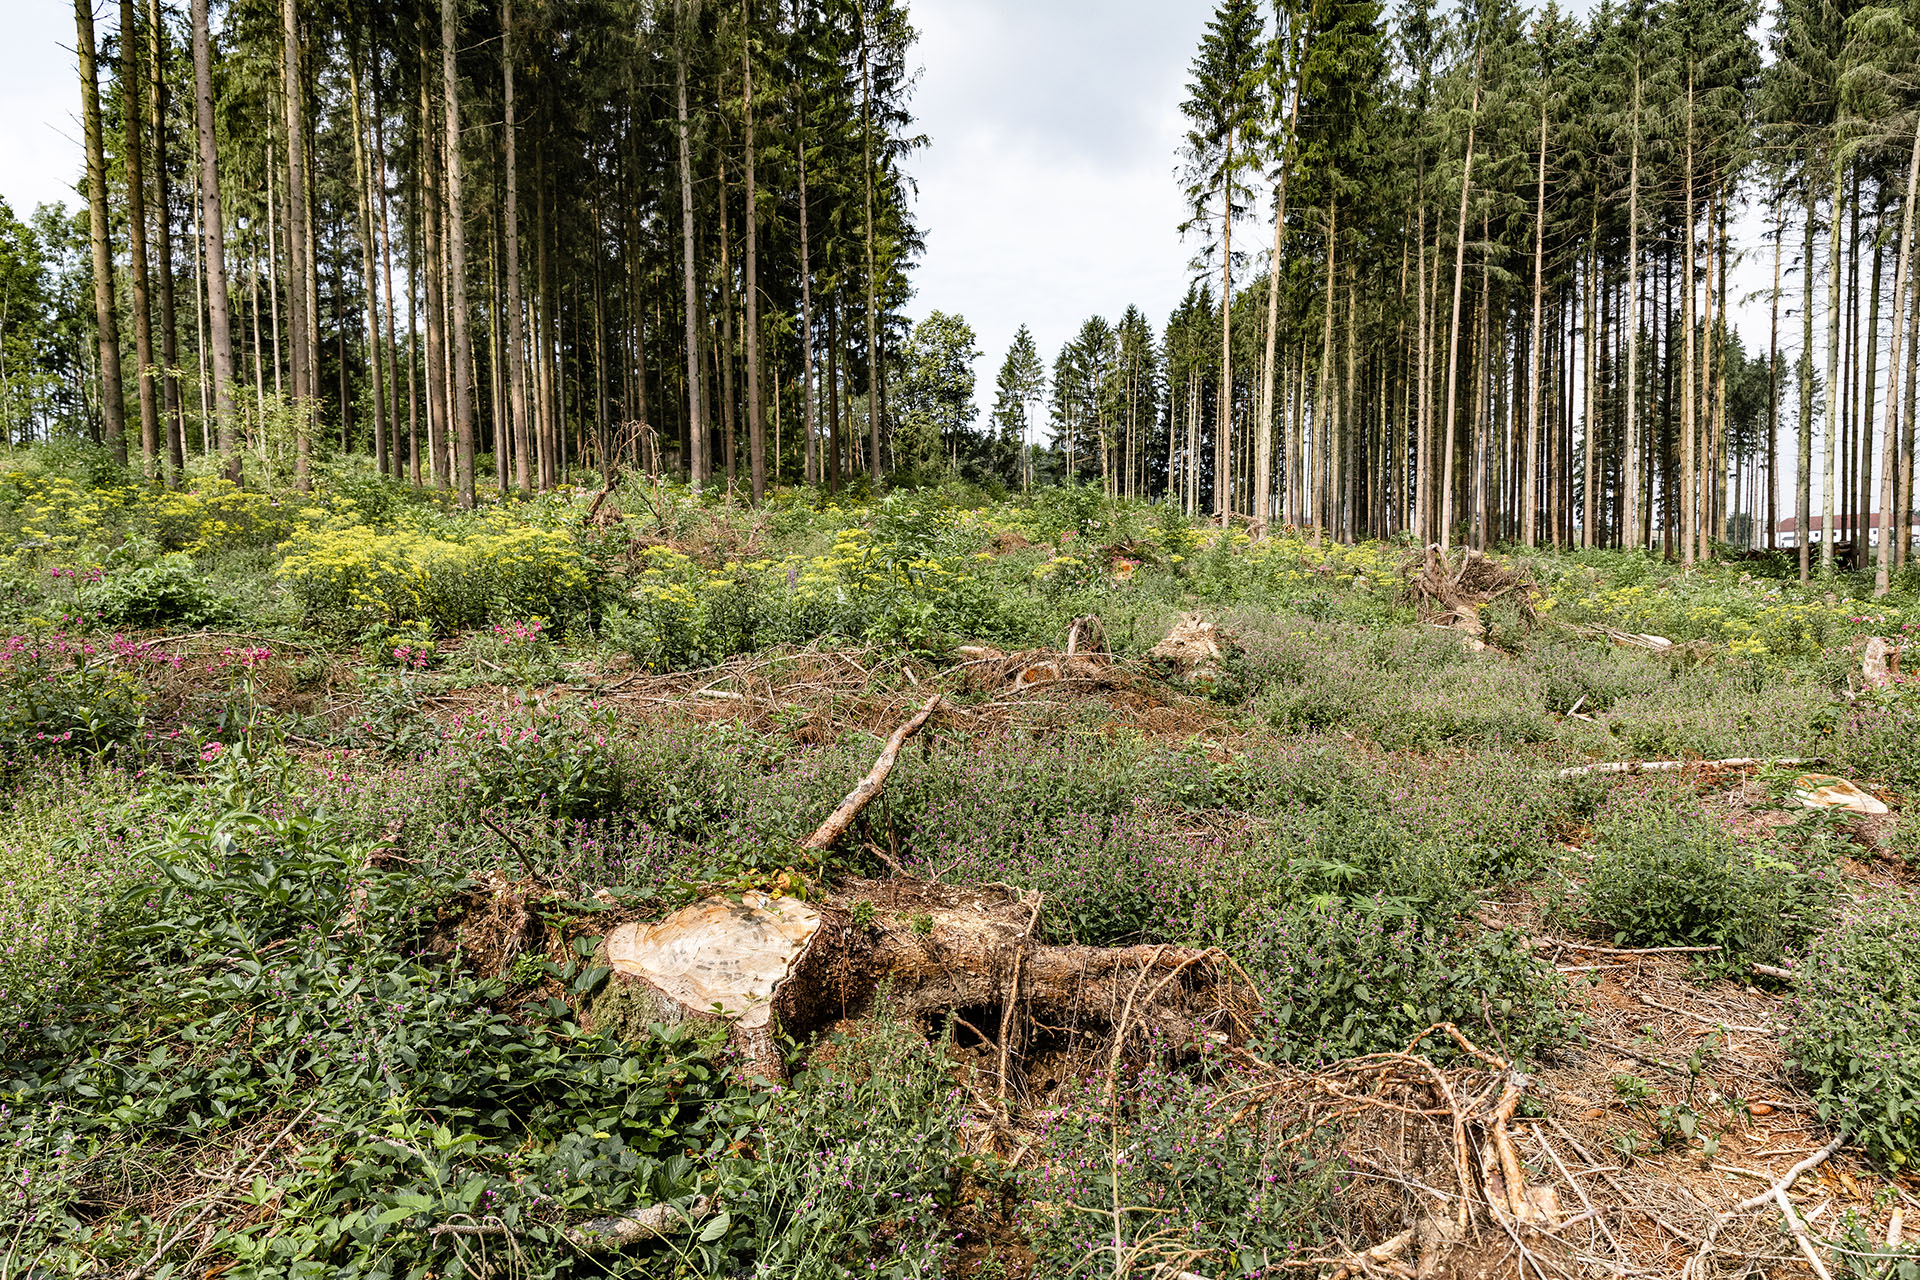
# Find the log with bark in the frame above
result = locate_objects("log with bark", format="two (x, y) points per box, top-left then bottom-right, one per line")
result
(581, 695), (1250, 1082)
(585, 877), (1247, 1084)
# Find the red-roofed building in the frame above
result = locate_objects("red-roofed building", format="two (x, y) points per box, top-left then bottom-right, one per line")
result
(1775, 513), (1920, 548)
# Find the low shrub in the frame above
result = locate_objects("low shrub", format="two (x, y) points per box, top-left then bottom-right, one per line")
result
(1233, 896), (1573, 1065)
(83, 552), (233, 627)
(1240, 620), (1558, 750)
(724, 1016), (962, 1276)
(1785, 894), (1920, 1169)
(443, 695), (625, 821)
(1582, 799), (1837, 964)
(1021, 1052), (1340, 1276)
(143, 477), (294, 552)
(0, 630), (156, 761)
(278, 521), (595, 635)
(1, 757), (750, 1278)
(1830, 679), (1920, 791)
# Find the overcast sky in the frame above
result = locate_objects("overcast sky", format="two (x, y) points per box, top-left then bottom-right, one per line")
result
(900, 0), (1216, 399)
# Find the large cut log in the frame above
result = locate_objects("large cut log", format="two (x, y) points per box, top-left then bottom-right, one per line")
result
(584, 879), (1247, 1085)
(581, 700), (1248, 1084)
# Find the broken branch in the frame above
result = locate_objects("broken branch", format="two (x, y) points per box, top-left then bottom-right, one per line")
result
(801, 695), (946, 852)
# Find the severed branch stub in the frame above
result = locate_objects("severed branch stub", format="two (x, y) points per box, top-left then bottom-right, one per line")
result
(802, 694), (946, 852)
(430, 1194), (714, 1252)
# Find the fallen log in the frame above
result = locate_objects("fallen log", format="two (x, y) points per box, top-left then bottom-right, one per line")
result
(1556, 756), (1811, 779)
(586, 878), (1244, 1083)
(582, 698), (1248, 1083)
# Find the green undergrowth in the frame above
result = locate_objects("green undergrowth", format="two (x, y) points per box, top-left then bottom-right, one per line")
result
(1580, 787), (1844, 967)
(2, 448), (1918, 1274)
(1787, 894), (1920, 1171)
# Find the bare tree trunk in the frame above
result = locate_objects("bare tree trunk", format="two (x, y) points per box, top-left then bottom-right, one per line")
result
(676, 0), (707, 488)
(1415, 199), (1430, 539)
(1904, 262), (1919, 569)
(1469, 228), (1489, 549)
(1623, 66), (1643, 551)
(1711, 196), (1729, 555)
(1216, 133), (1235, 520)
(1800, 177), (1817, 580)
(1823, 149), (1846, 574)
(533, 164), (554, 486)
(1524, 97), (1547, 547)
(1440, 53), (1481, 551)
(1315, 200), (1337, 537)
(499, 0), (530, 493)
(859, 13), (882, 484)
(189, 0), (237, 481)
(1768, 194), (1783, 550)
(347, 32), (387, 477)
(119, 0), (161, 480)
(266, 146), (283, 402)
(374, 102), (402, 476)
(419, 52), (449, 489)
(281, 0), (311, 487)
(1257, 29), (1302, 534)
(147, 0), (186, 483)
(1681, 77), (1697, 566)
(1583, 233), (1598, 547)
(76, 0), (127, 465)
(795, 5), (818, 488)
(442, 0), (476, 506)
(743, 0), (764, 500)
(1875, 124), (1920, 593)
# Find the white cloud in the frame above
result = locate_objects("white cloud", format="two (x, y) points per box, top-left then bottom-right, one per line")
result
(901, 0), (1217, 403)
(0, 3), (85, 219)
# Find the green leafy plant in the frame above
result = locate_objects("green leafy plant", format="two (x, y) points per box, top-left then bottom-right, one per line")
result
(0, 750), (750, 1279)
(1583, 800), (1837, 966)
(1235, 896), (1574, 1066)
(83, 551), (235, 627)
(1021, 1053), (1340, 1276)
(1786, 894), (1920, 1169)
(444, 694), (625, 821)
(717, 1016), (962, 1277)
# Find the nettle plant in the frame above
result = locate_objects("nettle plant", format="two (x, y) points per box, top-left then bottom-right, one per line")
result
(444, 694), (625, 821)
(1, 747), (749, 1279)
(1786, 894), (1920, 1170)
(1581, 797), (1838, 967)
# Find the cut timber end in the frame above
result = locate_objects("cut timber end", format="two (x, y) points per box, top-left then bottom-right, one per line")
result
(1792, 773), (1890, 816)
(595, 891), (823, 1080)
(1863, 636), (1900, 689)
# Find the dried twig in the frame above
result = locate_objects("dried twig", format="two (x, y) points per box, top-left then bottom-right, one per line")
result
(800, 694), (946, 852)
(996, 890), (1044, 1109)
(127, 1100), (318, 1280)
(1685, 1136), (1844, 1280)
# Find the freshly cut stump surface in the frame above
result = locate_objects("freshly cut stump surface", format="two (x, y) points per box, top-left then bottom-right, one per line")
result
(596, 891), (823, 1080)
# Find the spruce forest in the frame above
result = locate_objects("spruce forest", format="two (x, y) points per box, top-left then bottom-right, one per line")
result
(7, 0), (1920, 1277)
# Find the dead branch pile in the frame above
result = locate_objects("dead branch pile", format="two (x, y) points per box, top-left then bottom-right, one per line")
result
(1403, 545), (1537, 649)
(1148, 614), (1236, 682)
